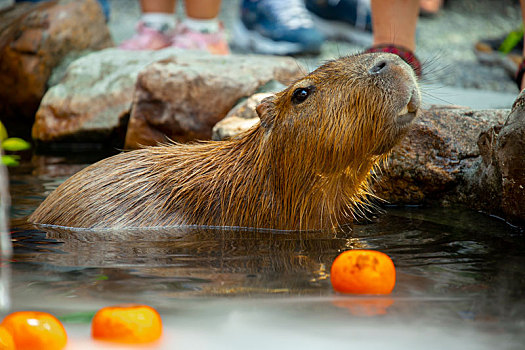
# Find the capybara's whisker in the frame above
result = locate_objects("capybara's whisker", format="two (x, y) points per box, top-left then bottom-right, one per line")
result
(420, 87), (455, 106)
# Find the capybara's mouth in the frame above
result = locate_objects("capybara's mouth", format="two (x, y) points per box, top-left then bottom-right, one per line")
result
(396, 88), (420, 127)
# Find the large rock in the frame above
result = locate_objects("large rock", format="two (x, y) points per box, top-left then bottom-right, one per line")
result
(124, 54), (303, 148)
(373, 108), (509, 204)
(32, 48), (185, 147)
(496, 97), (525, 223)
(476, 91), (525, 225)
(0, 0), (113, 136)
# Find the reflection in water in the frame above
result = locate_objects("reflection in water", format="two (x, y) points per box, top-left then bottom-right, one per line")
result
(332, 297), (394, 317)
(12, 223), (359, 298)
(5, 157), (525, 348)
(10, 212), (525, 309)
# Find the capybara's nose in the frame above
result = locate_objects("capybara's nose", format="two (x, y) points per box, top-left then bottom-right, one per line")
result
(368, 60), (388, 75)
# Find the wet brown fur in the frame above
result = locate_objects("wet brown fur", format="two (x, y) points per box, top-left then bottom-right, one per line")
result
(29, 53), (420, 230)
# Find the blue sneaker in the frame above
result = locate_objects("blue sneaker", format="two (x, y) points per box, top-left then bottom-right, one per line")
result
(233, 0), (325, 55)
(305, 0), (372, 46)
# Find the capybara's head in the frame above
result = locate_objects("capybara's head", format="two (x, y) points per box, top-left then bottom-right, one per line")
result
(256, 53), (420, 173)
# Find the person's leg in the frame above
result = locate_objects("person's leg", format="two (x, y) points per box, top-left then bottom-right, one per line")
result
(141, 0), (176, 13)
(367, 0), (421, 76)
(173, 0), (229, 54)
(371, 0), (419, 52)
(185, 0), (221, 19)
(140, 0), (177, 31)
(182, 0), (221, 33)
(120, 0), (176, 50)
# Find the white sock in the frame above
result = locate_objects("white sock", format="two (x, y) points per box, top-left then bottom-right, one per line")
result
(183, 17), (220, 33)
(140, 13), (176, 32)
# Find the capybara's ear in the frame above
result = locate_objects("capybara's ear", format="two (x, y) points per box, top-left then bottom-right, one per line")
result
(256, 97), (276, 129)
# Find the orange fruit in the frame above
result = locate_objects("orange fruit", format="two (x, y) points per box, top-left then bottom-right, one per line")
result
(330, 250), (396, 294)
(0, 326), (15, 350)
(0, 311), (67, 350)
(91, 304), (162, 344)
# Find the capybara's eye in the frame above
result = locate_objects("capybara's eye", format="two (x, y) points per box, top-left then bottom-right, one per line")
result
(291, 87), (311, 104)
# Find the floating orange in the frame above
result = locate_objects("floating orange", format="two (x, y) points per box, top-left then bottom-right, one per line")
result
(91, 304), (162, 344)
(0, 311), (67, 350)
(330, 250), (396, 294)
(0, 326), (15, 350)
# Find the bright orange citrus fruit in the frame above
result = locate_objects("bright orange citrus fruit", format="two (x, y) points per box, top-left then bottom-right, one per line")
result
(0, 311), (67, 350)
(0, 326), (15, 350)
(91, 304), (162, 344)
(330, 250), (396, 294)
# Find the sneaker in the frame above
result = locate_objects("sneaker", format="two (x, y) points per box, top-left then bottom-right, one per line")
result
(171, 22), (230, 55)
(119, 22), (171, 50)
(305, 0), (372, 46)
(233, 0), (325, 55)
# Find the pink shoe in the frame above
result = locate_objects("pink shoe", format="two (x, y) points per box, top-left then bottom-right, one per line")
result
(170, 22), (230, 55)
(119, 22), (171, 50)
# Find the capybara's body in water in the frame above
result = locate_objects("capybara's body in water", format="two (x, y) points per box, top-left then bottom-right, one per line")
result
(30, 53), (420, 230)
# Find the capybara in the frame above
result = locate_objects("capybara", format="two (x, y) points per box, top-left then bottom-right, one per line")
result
(30, 53), (420, 230)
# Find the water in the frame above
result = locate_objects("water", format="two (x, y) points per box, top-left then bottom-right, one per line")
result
(4, 156), (525, 349)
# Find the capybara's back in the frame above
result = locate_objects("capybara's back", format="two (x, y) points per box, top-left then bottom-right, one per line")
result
(30, 53), (420, 230)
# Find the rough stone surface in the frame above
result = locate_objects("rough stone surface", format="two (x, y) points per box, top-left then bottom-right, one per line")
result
(476, 91), (525, 225)
(373, 108), (508, 203)
(212, 92), (271, 141)
(0, 0), (113, 135)
(32, 48), (184, 145)
(124, 54), (303, 148)
(373, 108), (509, 204)
(496, 99), (525, 224)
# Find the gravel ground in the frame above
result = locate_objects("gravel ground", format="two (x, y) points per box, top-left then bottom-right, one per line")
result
(1, 0), (521, 93)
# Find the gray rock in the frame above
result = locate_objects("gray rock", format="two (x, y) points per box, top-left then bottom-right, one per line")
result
(124, 54), (303, 148)
(32, 48), (185, 144)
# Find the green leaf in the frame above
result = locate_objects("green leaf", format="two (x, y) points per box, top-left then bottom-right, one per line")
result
(0, 122), (7, 142)
(1, 155), (20, 167)
(2, 137), (31, 151)
(95, 275), (109, 281)
(499, 27), (524, 54)
(58, 311), (97, 324)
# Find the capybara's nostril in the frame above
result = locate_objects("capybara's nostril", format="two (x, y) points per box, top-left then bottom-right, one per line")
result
(369, 60), (388, 75)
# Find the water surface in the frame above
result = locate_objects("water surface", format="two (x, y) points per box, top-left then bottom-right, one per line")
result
(5, 157), (525, 349)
